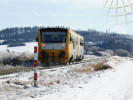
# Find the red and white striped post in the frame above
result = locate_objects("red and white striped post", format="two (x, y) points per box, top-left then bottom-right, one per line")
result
(34, 46), (38, 87)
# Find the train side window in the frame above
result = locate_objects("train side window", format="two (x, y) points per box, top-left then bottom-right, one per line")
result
(80, 39), (84, 46)
(70, 34), (74, 43)
(69, 33), (72, 43)
(73, 38), (75, 49)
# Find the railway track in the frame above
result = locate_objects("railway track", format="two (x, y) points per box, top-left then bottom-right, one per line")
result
(0, 67), (34, 76)
(0, 56), (107, 76)
(0, 62), (81, 76)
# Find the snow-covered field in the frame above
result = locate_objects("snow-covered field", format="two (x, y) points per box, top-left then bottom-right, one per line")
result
(0, 42), (133, 100)
(0, 42), (37, 53)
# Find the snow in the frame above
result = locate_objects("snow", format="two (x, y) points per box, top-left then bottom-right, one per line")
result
(0, 43), (133, 100)
(39, 59), (133, 100)
(0, 55), (133, 100)
(0, 42), (37, 53)
(0, 40), (4, 43)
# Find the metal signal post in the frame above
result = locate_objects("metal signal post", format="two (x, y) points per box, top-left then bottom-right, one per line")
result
(34, 46), (38, 87)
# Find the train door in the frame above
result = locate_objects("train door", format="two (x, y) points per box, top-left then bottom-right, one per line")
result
(72, 35), (75, 59)
(69, 33), (78, 61)
(80, 39), (84, 59)
(77, 37), (80, 59)
(70, 34), (75, 60)
(69, 33), (74, 60)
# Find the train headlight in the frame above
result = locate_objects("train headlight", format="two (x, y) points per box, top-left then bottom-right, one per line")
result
(43, 44), (45, 47)
(62, 44), (64, 47)
(62, 44), (65, 49)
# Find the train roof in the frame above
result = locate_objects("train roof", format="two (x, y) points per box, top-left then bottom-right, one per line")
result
(39, 27), (68, 32)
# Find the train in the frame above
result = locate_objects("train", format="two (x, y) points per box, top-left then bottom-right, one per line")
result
(36, 27), (84, 65)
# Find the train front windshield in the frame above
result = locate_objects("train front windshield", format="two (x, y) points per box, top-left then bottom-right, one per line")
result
(41, 31), (66, 43)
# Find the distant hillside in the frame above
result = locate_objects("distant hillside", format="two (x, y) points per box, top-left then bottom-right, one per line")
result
(0, 26), (133, 57)
(0, 26), (40, 44)
(76, 30), (133, 57)
(77, 30), (133, 52)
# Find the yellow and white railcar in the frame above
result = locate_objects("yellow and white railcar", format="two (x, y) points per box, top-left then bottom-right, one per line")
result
(37, 28), (84, 65)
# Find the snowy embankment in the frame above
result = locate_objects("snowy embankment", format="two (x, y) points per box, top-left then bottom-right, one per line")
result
(0, 55), (133, 100)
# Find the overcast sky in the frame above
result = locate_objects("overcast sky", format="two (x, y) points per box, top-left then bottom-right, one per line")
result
(0, 0), (133, 34)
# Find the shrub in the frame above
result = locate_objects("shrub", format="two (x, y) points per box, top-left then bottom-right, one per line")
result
(0, 52), (34, 67)
(115, 49), (130, 57)
(90, 46), (100, 53)
(93, 51), (102, 56)
(2, 57), (22, 66)
(8, 42), (25, 47)
(106, 50), (114, 56)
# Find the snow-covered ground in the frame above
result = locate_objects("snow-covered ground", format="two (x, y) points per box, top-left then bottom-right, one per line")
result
(0, 56), (133, 100)
(0, 42), (37, 53)
(0, 42), (133, 100)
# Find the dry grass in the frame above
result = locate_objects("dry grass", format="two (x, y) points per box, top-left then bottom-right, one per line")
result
(49, 81), (54, 85)
(0, 52), (34, 67)
(72, 65), (94, 74)
(72, 61), (112, 74)
(6, 80), (32, 86)
(93, 61), (112, 71)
